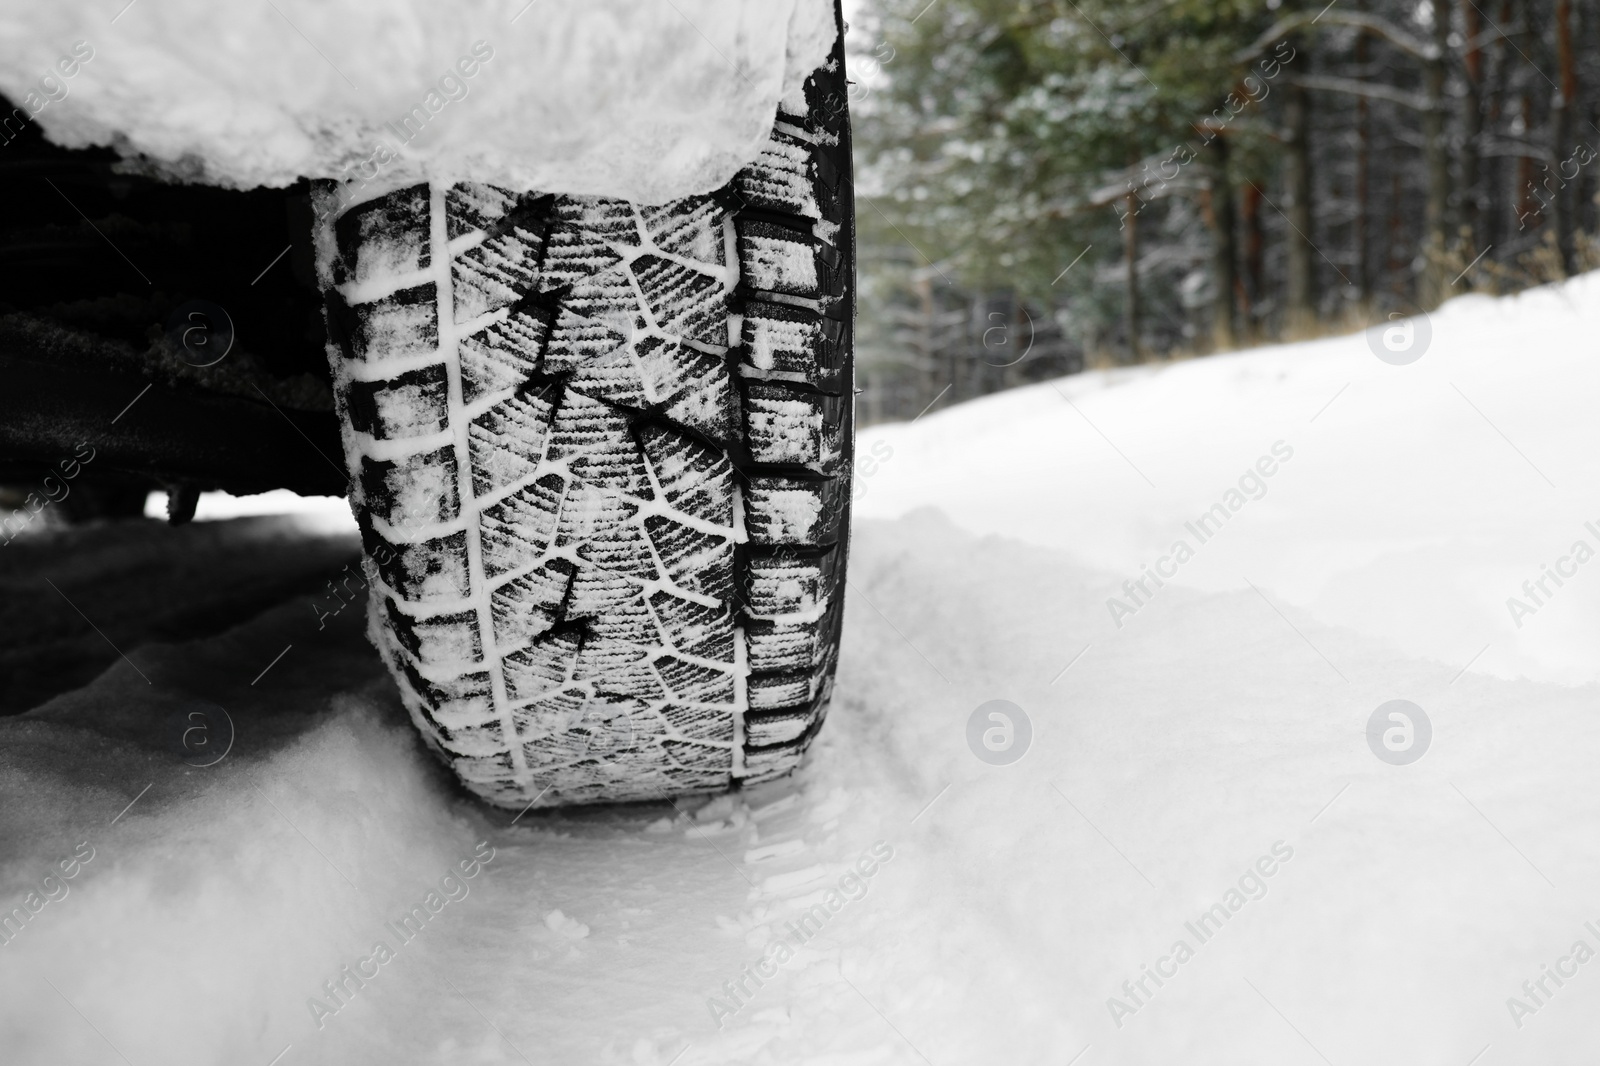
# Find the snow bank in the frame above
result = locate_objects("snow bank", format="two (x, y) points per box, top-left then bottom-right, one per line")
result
(0, 0), (835, 201)
(858, 271), (1600, 687)
(141, 488), (359, 532)
(4, 511), (1597, 1064)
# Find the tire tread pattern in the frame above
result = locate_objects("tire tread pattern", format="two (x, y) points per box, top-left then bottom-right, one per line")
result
(317, 47), (853, 808)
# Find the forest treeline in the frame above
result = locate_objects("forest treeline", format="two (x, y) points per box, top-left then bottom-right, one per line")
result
(850, 0), (1599, 424)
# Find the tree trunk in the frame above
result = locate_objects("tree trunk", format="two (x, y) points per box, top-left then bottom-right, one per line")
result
(1516, 93), (1536, 233)
(1284, 77), (1314, 334)
(1241, 181), (1263, 337)
(1387, 170), (1405, 297)
(1458, 0), (1483, 257)
(1586, 101), (1600, 239)
(970, 292), (988, 394)
(914, 270), (937, 410)
(975, 293), (999, 394)
(1550, 0), (1578, 275)
(1003, 292), (1022, 390)
(1205, 134), (1238, 351)
(1123, 191), (1141, 361)
(1355, 15), (1372, 310)
(1421, 0), (1451, 306)
(1480, 0), (1510, 259)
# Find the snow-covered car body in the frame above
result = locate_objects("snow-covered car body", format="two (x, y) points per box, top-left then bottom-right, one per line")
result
(0, 0), (834, 203)
(0, 0), (836, 513)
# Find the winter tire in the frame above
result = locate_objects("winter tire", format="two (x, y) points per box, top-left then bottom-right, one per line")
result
(314, 36), (854, 809)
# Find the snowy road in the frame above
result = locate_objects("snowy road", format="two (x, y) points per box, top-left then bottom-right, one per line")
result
(4, 277), (1600, 1065)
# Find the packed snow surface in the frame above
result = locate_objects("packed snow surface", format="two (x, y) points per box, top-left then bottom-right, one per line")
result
(859, 272), (1600, 688)
(4, 276), (1599, 1064)
(0, 0), (835, 201)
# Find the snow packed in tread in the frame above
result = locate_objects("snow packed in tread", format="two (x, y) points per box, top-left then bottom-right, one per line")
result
(323, 91), (850, 808)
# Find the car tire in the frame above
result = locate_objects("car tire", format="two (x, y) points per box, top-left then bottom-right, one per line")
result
(313, 26), (854, 809)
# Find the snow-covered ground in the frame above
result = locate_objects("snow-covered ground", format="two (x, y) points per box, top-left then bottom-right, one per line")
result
(859, 275), (1600, 689)
(4, 276), (1599, 1065)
